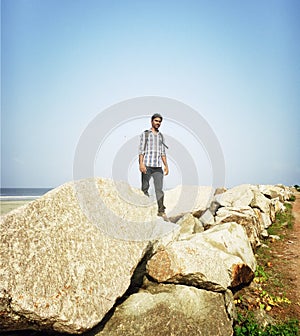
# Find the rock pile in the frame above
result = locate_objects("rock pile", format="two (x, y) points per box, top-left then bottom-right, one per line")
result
(0, 179), (294, 335)
(198, 184), (293, 248)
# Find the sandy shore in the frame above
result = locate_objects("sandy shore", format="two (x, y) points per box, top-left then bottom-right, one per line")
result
(0, 200), (32, 215)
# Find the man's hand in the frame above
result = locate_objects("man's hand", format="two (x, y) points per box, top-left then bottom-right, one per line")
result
(140, 163), (147, 174)
(164, 166), (169, 176)
(162, 155), (169, 176)
(139, 154), (147, 174)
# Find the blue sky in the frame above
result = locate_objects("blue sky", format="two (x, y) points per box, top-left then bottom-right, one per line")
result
(1, 0), (300, 188)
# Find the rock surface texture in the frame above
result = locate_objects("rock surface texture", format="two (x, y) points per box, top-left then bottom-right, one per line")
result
(0, 179), (294, 335)
(0, 179), (176, 334)
(94, 284), (233, 336)
(147, 222), (256, 291)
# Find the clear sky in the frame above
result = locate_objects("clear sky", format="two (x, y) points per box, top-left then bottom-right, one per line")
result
(1, 0), (300, 189)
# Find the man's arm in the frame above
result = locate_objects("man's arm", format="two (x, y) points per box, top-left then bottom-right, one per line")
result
(139, 132), (147, 174)
(139, 154), (147, 174)
(162, 155), (169, 176)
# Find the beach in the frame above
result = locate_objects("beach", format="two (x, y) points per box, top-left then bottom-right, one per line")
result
(0, 188), (52, 216)
(0, 200), (32, 215)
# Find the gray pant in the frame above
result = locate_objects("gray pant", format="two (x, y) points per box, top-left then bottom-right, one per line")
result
(141, 166), (165, 213)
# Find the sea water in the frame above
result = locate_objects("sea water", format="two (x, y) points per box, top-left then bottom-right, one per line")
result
(0, 188), (53, 201)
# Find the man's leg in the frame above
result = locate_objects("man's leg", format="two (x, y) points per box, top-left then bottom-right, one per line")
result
(152, 168), (165, 214)
(141, 167), (151, 196)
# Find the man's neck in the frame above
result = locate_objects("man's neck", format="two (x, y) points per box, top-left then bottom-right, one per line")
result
(151, 127), (159, 134)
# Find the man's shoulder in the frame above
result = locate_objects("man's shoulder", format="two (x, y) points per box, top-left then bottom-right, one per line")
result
(141, 129), (164, 137)
(141, 129), (150, 136)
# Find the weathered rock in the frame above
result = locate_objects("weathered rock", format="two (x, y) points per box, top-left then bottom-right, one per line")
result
(94, 284), (233, 336)
(199, 209), (215, 228)
(271, 198), (285, 214)
(252, 309), (276, 329)
(151, 224), (181, 254)
(164, 185), (214, 217)
(258, 184), (292, 202)
(261, 229), (269, 238)
(147, 222), (255, 291)
(261, 211), (272, 229)
(209, 200), (222, 215)
(193, 219), (205, 234)
(253, 208), (272, 233)
(276, 184), (294, 201)
(73, 178), (177, 240)
(200, 222), (256, 271)
(215, 206), (261, 249)
(269, 234), (280, 241)
(176, 213), (201, 239)
(214, 184), (254, 208)
(250, 189), (271, 215)
(214, 187), (227, 195)
(0, 178), (178, 334)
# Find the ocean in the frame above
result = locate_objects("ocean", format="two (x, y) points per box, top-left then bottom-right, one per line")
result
(0, 188), (53, 201)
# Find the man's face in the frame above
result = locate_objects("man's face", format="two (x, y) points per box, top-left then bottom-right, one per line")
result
(152, 117), (162, 130)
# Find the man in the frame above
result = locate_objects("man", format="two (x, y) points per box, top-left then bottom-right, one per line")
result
(139, 113), (169, 218)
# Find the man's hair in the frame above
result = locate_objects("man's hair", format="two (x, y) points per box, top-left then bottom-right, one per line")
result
(151, 113), (163, 121)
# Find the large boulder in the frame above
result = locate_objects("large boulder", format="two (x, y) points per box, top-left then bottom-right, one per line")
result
(200, 222), (256, 271)
(271, 198), (286, 215)
(176, 213), (203, 239)
(164, 185), (214, 217)
(0, 178), (178, 334)
(250, 188), (272, 215)
(213, 184), (254, 208)
(253, 208), (272, 230)
(73, 178), (177, 240)
(215, 206), (261, 249)
(146, 222), (256, 291)
(95, 284), (233, 336)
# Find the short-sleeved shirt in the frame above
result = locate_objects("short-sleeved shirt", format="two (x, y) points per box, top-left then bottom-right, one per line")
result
(139, 130), (166, 167)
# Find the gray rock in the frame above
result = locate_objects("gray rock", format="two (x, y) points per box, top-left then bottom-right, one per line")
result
(271, 198), (285, 214)
(164, 185), (214, 217)
(94, 284), (233, 336)
(151, 224), (181, 253)
(214, 184), (254, 208)
(252, 309), (276, 329)
(209, 200), (222, 215)
(215, 206), (261, 249)
(147, 222), (255, 291)
(252, 208), (272, 232)
(261, 229), (269, 238)
(258, 185), (290, 202)
(250, 189), (271, 214)
(199, 209), (215, 228)
(73, 178), (178, 241)
(176, 213), (197, 238)
(0, 178), (174, 334)
(200, 222), (256, 272)
(193, 219), (205, 234)
(269, 234), (281, 241)
(214, 187), (227, 195)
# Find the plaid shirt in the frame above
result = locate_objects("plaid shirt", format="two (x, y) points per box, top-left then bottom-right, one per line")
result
(139, 130), (166, 167)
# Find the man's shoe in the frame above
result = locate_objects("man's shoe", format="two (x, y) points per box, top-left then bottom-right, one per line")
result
(157, 212), (170, 222)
